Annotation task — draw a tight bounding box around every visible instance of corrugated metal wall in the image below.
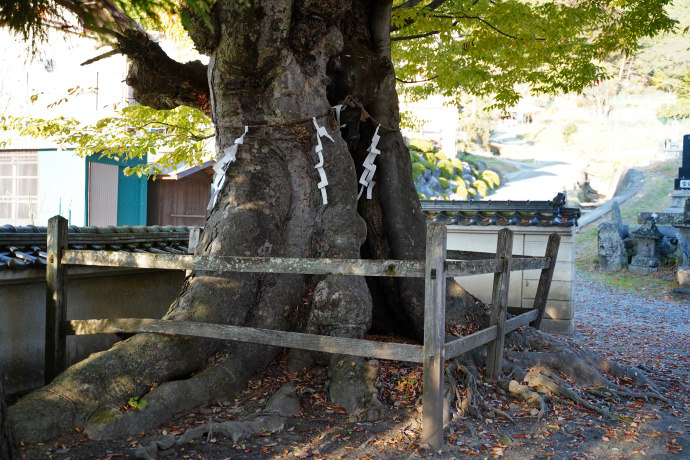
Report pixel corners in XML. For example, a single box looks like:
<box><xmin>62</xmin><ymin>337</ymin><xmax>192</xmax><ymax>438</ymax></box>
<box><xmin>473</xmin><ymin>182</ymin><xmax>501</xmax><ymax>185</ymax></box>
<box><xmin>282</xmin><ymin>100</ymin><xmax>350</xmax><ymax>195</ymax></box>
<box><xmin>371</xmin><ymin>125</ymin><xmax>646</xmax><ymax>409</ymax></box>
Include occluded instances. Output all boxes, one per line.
<box><xmin>88</xmin><ymin>162</ymin><xmax>118</xmax><ymax>226</ymax></box>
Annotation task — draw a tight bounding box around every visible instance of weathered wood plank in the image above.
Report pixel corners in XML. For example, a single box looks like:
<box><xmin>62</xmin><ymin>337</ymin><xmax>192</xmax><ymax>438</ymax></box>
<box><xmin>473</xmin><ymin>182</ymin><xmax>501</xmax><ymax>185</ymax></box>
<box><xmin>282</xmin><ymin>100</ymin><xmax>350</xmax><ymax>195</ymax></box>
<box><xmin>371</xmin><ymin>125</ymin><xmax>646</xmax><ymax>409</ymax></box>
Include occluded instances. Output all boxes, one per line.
<box><xmin>45</xmin><ymin>216</ymin><xmax>68</xmax><ymax>384</ymax></box>
<box><xmin>506</xmin><ymin>309</ymin><xmax>539</xmax><ymax>333</ymax></box>
<box><xmin>422</xmin><ymin>223</ymin><xmax>447</xmax><ymax>450</ymax></box>
<box><xmin>446</xmin><ymin>250</ymin><xmax>501</xmax><ymax>261</ymax></box>
<box><xmin>510</xmin><ymin>257</ymin><xmax>550</xmax><ymax>271</ymax></box>
<box><xmin>61</xmin><ymin>250</ymin><xmax>427</xmax><ymax>278</ymax></box>
<box><xmin>445</xmin><ymin>258</ymin><xmax>502</xmax><ymax>277</ymax></box>
<box><xmin>531</xmin><ymin>233</ymin><xmax>561</xmax><ymax>329</ymax></box>
<box><xmin>188</xmin><ymin>228</ymin><xmax>202</xmax><ymax>254</ymax></box>
<box><xmin>486</xmin><ymin>228</ymin><xmax>513</xmax><ymax>380</ymax></box>
<box><xmin>444</xmin><ymin>325</ymin><xmax>498</xmax><ymax>360</ymax></box>
<box><xmin>62</xmin><ymin>319</ymin><xmax>424</xmax><ymax>363</ymax></box>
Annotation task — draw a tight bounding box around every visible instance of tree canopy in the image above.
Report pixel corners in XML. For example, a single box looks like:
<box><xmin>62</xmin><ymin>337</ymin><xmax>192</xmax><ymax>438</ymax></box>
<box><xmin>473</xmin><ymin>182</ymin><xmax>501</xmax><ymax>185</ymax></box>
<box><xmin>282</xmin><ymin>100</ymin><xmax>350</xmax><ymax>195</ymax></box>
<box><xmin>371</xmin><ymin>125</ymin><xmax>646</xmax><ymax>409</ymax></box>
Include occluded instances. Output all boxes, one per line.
<box><xmin>0</xmin><ymin>0</ymin><xmax>678</xmax><ymax>175</ymax></box>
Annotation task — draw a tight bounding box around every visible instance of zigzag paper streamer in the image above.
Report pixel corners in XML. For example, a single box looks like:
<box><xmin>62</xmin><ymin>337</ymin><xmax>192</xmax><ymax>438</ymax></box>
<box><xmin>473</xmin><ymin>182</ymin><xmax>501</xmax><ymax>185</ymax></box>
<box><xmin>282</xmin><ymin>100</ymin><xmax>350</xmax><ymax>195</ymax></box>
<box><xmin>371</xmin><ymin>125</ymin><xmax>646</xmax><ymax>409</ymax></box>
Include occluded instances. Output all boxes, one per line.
<box><xmin>358</xmin><ymin>125</ymin><xmax>381</xmax><ymax>200</ymax></box>
<box><xmin>312</xmin><ymin>117</ymin><xmax>335</xmax><ymax>205</ymax></box>
<box><xmin>208</xmin><ymin>126</ymin><xmax>248</xmax><ymax>210</ymax></box>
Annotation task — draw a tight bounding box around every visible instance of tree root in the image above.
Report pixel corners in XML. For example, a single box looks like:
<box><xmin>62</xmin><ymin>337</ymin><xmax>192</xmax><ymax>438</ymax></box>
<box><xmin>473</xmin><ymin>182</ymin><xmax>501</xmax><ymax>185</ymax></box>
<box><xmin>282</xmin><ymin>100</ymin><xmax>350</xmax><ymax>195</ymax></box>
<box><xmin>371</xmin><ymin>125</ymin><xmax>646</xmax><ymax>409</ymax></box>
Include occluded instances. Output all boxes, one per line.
<box><xmin>445</xmin><ymin>327</ymin><xmax>670</xmax><ymax>428</ymax></box>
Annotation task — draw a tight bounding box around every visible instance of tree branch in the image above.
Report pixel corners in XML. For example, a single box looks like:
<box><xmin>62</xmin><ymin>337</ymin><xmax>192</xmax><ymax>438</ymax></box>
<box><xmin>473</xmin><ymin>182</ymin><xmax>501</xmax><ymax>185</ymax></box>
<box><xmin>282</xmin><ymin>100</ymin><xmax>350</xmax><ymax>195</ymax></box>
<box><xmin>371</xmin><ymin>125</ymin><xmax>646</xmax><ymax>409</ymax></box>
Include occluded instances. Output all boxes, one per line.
<box><xmin>58</xmin><ymin>0</ymin><xmax>211</xmax><ymax>114</ymax></box>
<box><xmin>390</xmin><ymin>0</ymin><xmax>449</xmax><ymax>32</ymax></box>
<box><xmin>391</xmin><ymin>30</ymin><xmax>440</xmax><ymax>41</ymax></box>
<box><xmin>396</xmin><ymin>76</ymin><xmax>438</xmax><ymax>84</ymax></box>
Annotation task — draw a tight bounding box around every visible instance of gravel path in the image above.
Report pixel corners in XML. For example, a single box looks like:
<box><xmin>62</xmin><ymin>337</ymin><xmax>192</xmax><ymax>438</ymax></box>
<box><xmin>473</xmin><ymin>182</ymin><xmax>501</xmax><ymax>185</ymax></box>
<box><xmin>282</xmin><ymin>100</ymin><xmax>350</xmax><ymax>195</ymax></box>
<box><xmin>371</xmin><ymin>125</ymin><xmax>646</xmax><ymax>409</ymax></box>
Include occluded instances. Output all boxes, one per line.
<box><xmin>571</xmin><ymin>271</ymin><xmax>690</xmax><ymax>406</ymax></box>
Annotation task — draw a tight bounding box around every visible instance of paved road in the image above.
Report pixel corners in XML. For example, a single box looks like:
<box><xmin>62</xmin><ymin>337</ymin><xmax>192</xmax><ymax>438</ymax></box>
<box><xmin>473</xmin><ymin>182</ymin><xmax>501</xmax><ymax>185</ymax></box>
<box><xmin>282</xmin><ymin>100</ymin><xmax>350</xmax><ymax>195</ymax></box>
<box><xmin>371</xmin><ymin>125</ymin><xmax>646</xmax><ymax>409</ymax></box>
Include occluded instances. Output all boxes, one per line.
<box><xmin>483</xmin><ymin>127</ymin><xmax>586</xmax><ymax>201</ymax></box>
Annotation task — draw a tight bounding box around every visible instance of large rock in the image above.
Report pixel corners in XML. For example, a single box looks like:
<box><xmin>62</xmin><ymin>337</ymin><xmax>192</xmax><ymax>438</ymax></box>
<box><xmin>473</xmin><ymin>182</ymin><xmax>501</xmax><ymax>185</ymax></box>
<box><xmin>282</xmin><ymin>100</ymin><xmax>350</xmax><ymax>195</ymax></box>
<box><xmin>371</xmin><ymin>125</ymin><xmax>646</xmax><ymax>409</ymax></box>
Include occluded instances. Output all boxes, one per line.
<box><xmin>597</xmin><ymin>222</ymin><xmax>628</xmax><ymax>271</ymax></box>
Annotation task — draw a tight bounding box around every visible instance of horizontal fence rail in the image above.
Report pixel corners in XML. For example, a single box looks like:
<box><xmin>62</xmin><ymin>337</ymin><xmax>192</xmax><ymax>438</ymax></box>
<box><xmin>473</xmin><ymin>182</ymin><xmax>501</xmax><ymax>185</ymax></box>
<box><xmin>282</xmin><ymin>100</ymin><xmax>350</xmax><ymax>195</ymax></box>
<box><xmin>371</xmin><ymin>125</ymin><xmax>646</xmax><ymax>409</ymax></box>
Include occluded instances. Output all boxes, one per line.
<box><xmin>62</xmin><ymin>319</ymin><xmax>424</xmax><ymax>363</ymax></box>
<box><xmin>43</xmin><ymin>215</ymin><xmax>560</xmax><ymax>451</ymax></box>
<box><xmin>62</xmin><ymin>250</ymin><xmax>551</xmax><ymax>278</ymax></box>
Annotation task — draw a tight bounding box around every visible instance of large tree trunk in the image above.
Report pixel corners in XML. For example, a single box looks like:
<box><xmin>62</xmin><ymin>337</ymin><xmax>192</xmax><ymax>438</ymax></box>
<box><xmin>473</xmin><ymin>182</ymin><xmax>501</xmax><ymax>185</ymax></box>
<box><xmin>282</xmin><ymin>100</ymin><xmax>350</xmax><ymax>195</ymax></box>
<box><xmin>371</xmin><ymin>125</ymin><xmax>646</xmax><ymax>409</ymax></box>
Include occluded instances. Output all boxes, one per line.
<box><xmin>8</xmin><ymin>0</ymin><xmax>480</xmax><ymax>442</ymax></box>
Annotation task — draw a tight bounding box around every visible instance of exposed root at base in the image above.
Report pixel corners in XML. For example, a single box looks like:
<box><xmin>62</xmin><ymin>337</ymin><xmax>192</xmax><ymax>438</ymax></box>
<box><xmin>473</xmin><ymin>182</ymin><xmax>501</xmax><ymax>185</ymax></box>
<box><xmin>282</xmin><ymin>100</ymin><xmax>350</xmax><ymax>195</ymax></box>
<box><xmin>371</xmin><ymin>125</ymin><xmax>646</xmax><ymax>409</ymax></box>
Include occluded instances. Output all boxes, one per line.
<box><xmin>443</xmin><ymin>328</ymin><xmax>671</xmax><ymax>427</ymax></box>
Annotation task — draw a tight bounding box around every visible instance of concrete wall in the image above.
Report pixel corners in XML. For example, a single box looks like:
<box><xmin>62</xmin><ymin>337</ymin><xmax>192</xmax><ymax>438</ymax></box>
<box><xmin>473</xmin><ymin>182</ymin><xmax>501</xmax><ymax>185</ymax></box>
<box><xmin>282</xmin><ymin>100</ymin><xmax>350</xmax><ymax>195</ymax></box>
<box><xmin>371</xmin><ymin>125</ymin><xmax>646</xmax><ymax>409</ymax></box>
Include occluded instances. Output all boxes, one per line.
<box><xmin>446</xmin><ymin>225</ymin><xmax>576</xmax><ymax>335</ymax></box>
<box><xmin>0</xmin><ymin>267</ymin><xmax>185</xmax><ymax>396</ymax></box>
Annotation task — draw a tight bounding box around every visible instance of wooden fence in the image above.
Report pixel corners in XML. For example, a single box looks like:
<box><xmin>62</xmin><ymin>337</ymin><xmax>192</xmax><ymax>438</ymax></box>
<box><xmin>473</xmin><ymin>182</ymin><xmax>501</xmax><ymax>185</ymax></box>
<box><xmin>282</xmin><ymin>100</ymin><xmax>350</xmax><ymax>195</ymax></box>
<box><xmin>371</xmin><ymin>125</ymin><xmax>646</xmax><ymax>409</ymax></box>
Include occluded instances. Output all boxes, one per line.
<box><xmin>45</xmin><ymin>215</ymin><xmax>560</xmax><ymax>449</ymax></box>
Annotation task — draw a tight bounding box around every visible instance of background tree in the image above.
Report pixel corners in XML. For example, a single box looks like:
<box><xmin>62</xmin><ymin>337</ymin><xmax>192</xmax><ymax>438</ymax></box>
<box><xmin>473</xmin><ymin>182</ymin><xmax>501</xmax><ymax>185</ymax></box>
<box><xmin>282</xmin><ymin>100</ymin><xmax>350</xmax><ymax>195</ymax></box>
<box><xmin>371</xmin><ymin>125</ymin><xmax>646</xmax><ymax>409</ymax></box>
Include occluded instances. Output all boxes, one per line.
<box><xmin>2</xmin><ymin>0</ymin><xmax>677</xmax><ymax>443</ymax></box>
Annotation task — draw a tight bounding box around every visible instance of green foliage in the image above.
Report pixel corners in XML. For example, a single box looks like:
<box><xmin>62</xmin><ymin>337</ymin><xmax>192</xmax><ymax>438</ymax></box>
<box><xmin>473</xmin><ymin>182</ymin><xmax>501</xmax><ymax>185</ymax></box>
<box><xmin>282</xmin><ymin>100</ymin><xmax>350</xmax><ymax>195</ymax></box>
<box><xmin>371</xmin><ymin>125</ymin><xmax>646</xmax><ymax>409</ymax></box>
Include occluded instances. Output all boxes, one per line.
<box><xmin>128</xmin><ymin>396</ymin><xmax>148</xmax><ymax>410</ymax></box>
<box><xmin>437</xmin><ymin>160</ymin><xmax>454</xmax><ymax>179</ymax></box>
<box><xmin>454</xmin><ymin>181</ymin><xmax>468</xmax><ymax>200</ymax></box>
<box><xmin>434</xmin><ymin>151</ymin><xmax>447</xmax><ymax>161</ymax></box>
<box><xmin>471</xmin><ymin>180</ymin><xmax>488</xmax><ymax>198</ymax></box>
<box><xmin>562</xmin><ymin>123</ymin><xmax>579</xmax><ymax>143</ymax></box>
<box><xmin>450</xmin><ymin>158</ymin><xmax>464</xmax><ymax>171</ymax></box>
<box><xmin>467</xmin><ymin>187</ymin><xmax>476</xmax><ymax>199</ymax></box>
<box><xmin>411</xmin><ymin>162</ymin><xmax>426</xmax><ymax>180</ymax></box>
<box><xmin>409</xmin><ymin>151</ymin><xmax>421</xmax><ymax>163</ymax></box>
<box><xmin>423</xmin><ymin>151</ymin><xmax>437</xmax><ymax>163</ymax></box>
<box><xmin>392</xmin><ymin>0</ymin><xmax>676</xmax><ymax>110</ymax></box>
<box><xmin>409</xmin><ymin>138</ymin><xmax>434</xmax><ymax>153</ymax></box>
<box><xmin>480</xmin><ymin>170</ymin><xmax>501</xmax><ymax>189</ymax></box>
<box><xmin>1</xmin><ymin>105</ymin><xmax>213</xmax><ymax>177</ymax></box>
<box><xmin>438</xmin><ymin>177</ymin><xmax>449</xmax><ymax>190</ymax></box>
<box><xmin>0</xmin><ymin>0</ymin><xmax>214</xmax><ymax>48</ymax></box>
<box><xmin>656</xmin><ymin>102</ymin><xmax>690</xmax><ymax>120</ymax></box>
<box><xmin>420</xmin><ymin>160</ymin><xmax>435</xmax><ymax>170</ymax></box>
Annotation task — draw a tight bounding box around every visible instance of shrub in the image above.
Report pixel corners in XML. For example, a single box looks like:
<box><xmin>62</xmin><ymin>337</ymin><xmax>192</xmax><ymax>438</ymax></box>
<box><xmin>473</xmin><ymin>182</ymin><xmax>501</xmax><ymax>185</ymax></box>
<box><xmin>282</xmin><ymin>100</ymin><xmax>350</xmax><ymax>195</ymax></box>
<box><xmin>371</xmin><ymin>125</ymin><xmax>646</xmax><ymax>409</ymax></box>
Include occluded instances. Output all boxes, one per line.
<box><xmin>423</xmin><ymin>151</ymin><xmax>437</xmax><ymax>163</ymax></box>
<box><xmin>418</xmin><ymin>192</ymin><xmax>427</xmax><ymax>200</ymax></box>
<box><xmin>409</xmin><ymin>138</ymin><xmax>434</xmax><ymax>152</ymax></box>
<box><xmin>472</xmin><ymin>180</ymin><xmax>488</xmax><ymax>197</ymax></box>
<box><xmin>453</xmin><ymin>181</ymin><xmax>468</xmax><ymax>200</ymax></box>
<box><xmin>411</xmin><ymin>162</ymin><xmax>426</xmax><ymax>180</ymax></box>
<box><xmin>409</xmin><ymin>151</ymin><xmax>421</xmax><ymax>163</ymax></box>
<box><xmin>435</xmin><ymin>151</ymin><xmax>447</xmax><ymax>161</ymax></box>
<box><xmin>438</xmin><ymin>177</ymin><xmax>449</xmax><ymax>189</ymax></box>
<box><xmin>420</xmin><ymin>161</ymin><xmax>435</xmax><ymax>171</ymax></box>
<box><xmin>437</xmin><ymin>160</ymin><xmax>455</xmax><ymax>179</ymax></box>
<box><xmin>467</xmin><ymin>187</ymin><xmax>476</xmax><ymax>198</ymax></box>
<box><xmin>450</xmin><ymin>158</ymin><xmax>464</xmax><ymax>170</ymax></box>
<box><xmin>480</xmin><ymin>170</ymin><xmax>501</xmax><ymax>188</ymax></box>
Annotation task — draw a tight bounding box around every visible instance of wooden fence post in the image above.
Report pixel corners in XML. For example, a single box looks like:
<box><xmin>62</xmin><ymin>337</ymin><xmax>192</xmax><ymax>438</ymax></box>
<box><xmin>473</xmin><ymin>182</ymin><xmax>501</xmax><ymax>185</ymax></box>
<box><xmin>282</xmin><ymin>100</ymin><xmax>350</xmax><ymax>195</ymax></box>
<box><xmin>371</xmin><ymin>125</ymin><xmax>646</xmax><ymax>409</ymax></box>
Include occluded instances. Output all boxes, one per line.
<box><xmin>530</xmin><ymin>232</ymin><xmax>561</xmax><ymax>330</ymax></box>
<box><xmin>422</xmin><ymin>223</ymin><xmax>447</xmax><ymax>450</ymax></box>
<box><xmin>46</xmin><ymin>215</ymin><xmax>68</xmax><ymax>383</ymax></box>
<box><xmin>486</xmin><ymin>228</ymin><xmax>513</xmax><ymax>380</ymax></box>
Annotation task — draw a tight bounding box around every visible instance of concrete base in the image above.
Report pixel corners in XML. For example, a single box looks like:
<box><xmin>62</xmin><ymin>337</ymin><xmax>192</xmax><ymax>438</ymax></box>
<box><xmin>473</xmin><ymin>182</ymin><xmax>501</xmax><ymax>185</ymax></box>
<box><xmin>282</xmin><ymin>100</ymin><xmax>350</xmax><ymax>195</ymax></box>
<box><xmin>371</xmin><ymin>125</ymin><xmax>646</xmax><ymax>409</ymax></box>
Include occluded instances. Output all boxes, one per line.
<box><xmin>664</xmin><ymin>190</ymin><xmax>690</xmax><ymax>213</ymax></box>
<box><xmin>540</xmin><ymin>318</ymin><xmax>575</xmax><ymax>335</ymax></box>
<box><xmin>1</xmin><ymin>267</ymin><xmax>185</xmax><ymax>396</ymax></box>
<box><xmin>446</xmin><ymin>225</ymin><xmax>575</xmax><ymax>335</ymax></box>
<box><xmin>628</xmin><ymin>265</ymin><xmax>659</xmax><ymax>275</ymax></box>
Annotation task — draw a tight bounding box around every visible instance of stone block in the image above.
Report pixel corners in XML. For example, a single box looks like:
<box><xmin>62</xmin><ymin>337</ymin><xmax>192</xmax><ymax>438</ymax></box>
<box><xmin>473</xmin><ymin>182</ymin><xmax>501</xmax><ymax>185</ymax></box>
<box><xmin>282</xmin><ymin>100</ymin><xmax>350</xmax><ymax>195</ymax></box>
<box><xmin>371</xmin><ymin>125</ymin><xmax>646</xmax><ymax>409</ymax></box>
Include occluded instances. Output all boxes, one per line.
<box><xmin>628</xmin><ymin>265</ymin><xmax>658</xmax><ymax>275</ymax></box>
<box><xmin>539</xmin><ymin>318</ymin><xmax>574</xmax><ymax>335</ymax></box>
<box><xmin>524</xmin><ymin>241</ymin><xmax>574</xmax><ymax>262</ymax></box>
<box><xmin>522</xmin><ymin>279</ymin><xmax>572</xmax><ymax>301</ymax></box>
<box><xmin>523</xmin><ymin>261</ymin><xmax>573</xmax><ymax>283</ymax></box>
<box><xmin>597</xmin><ymin>222</ymin><xmax>627</xmax><ymax>271</ymax></box>
<box><xmin>521</xmin><ymin>299</ymin><xmax>573</xmax><ymax>320</ymax></box>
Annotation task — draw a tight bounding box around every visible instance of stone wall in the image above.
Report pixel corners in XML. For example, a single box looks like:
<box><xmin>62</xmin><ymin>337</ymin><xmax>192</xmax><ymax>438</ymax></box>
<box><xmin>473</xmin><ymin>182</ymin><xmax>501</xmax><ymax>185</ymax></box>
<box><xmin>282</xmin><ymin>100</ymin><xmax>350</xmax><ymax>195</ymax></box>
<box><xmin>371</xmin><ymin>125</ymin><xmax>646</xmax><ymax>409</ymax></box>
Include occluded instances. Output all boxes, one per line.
<box><xmin>0</xmin><ymin>267</ymin><xmax>184</xmax><ymax>396</ymax></box>
<box><xmin>446</xmin><ymin>225</ymin><xmax>575</xmax><ymax>335</ymax></box>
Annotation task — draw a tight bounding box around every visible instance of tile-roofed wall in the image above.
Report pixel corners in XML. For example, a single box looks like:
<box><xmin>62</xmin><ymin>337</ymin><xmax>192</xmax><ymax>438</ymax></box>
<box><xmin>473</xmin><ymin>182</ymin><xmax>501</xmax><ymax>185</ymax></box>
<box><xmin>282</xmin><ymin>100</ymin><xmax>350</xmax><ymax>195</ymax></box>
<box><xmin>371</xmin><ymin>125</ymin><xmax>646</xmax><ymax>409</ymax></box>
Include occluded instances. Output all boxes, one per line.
<box><xmin>421</xmin><ymin>193</ymin><xmax>581</xmax><ymax>227</ymax></box>
<box><xmin>0</xmin><ymin>224</ymin><xmax>193</xmax><ymax>270</ymax></box>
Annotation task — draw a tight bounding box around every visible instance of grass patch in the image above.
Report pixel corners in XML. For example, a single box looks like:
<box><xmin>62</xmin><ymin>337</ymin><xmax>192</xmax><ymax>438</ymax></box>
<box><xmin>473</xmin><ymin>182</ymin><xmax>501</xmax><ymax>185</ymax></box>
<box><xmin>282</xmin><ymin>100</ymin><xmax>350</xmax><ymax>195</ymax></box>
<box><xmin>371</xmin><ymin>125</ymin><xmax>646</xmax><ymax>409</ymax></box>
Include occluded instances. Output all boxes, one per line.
<box><xmin>575</xmin><ymin>160</ymin><xmax>680</xmax><ymax>295</ymax></box>
<box><xmin>458</xmin><ymin>151</ymin><xmax>522</xmax><ymax>174</ymax></box>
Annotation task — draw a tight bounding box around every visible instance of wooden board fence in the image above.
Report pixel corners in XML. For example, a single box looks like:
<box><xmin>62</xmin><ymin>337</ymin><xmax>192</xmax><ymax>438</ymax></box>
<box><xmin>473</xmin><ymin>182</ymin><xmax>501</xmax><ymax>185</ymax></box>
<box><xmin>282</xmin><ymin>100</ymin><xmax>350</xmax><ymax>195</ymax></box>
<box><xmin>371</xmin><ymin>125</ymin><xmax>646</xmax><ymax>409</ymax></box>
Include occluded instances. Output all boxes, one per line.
<box><xmin>43</xmin><ymin>215</ymin><xmax>560</xmax><ymax>450</ymax></box>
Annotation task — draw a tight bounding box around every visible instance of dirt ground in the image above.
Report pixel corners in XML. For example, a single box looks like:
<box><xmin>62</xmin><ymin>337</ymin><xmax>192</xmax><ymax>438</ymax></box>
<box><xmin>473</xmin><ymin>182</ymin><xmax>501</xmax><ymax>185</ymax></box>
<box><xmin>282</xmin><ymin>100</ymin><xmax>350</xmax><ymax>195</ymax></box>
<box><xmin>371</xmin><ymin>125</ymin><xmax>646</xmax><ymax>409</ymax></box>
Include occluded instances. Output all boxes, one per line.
<box><xmin>13</xmin><ymin>329</ymin><xmax>690</xmax><ymax>460</ymax></box>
